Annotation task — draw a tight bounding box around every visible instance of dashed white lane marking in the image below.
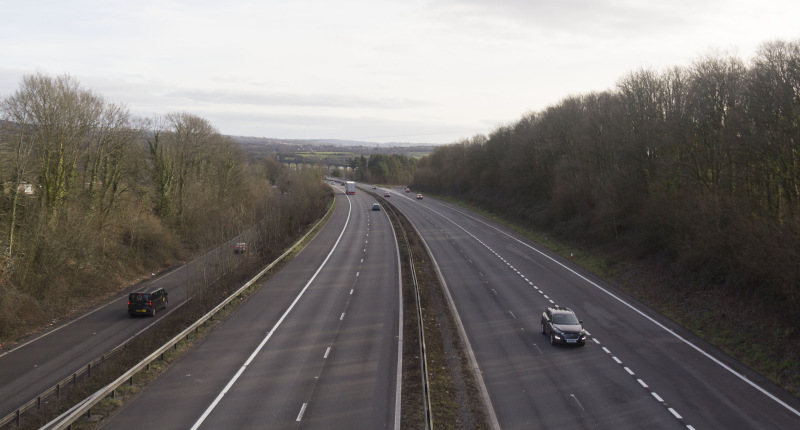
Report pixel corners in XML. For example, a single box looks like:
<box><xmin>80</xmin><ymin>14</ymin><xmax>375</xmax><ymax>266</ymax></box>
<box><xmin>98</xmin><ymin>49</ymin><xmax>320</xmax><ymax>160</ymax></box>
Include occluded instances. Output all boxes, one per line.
<box><xmin>324</xmin><ymin>347</ymin><xmax>331</xmax><ymax>359</ymax></box>
<box><xmin>340</xmin><ymin>313</ymin><xmax>345</xmax><ymax>321</ymax></box>
<box><xmin>296</xmin><ymin>403</ymin><xmax>307</xmax><ymax>421</ymax></box>
<box><xmin>189</xmin><ymin>195</ymin><xmax>354</xmax><ymax>430</ymax></box>
<box><xmin>430</xmin><ymin>201</ymin><xmax>700</xmax><ymax>428</ymax></box>
<box><xmin>570</xmin><ymin>394</ymin><xmax>585</xmax><ymax>411</ymax></box>
<box><xmin>593</xmin><ymin>336</ymin><xmax>691</xmax><ymax>428</ymax></box>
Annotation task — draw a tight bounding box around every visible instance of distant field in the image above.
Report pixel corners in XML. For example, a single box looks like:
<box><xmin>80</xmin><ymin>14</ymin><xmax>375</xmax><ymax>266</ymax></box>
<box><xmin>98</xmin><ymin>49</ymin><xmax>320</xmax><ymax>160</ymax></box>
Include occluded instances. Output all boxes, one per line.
<box><xmin>295</xmin><ymin>152</ymin><xmax>354</xmax><ymax>158</ymax></box>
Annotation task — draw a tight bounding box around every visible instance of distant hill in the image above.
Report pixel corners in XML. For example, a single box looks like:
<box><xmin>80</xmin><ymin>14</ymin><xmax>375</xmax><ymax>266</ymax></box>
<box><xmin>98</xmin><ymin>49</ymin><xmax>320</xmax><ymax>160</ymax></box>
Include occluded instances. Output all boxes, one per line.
<box><xmin>229</xmin><ymin>136</ymin><xmax>435</xmax><ymax>148</ymax></box>
<box><xmin>230</xmin><ymin>135</ymin><xmax>437</xmax><ymax>164</ymax></box>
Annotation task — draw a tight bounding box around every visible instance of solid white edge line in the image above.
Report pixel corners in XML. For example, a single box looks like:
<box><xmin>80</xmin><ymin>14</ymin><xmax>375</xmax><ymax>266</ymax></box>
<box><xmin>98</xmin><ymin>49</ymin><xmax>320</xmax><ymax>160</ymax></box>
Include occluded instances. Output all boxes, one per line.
<box><xmin>427</xmin><ymin>201</ymin><xmax>800</xmax><ymax>418</ymax></box>
<box><xmin>0</xmin><ymin>264</ymin><xmax>184</xmax><ymax>359</ymax></box>
<box><xmin>403</xmin><ymin>215</ymin><xmax>501</xmax><ymax>430</ymax></box>
<box><xmin>388</xmin><ymin>204</ymin><xmax>404</xmax><ymax>430</ymax></box>
<box><xmin>189</xmin><ymin>195</ymin><xmax>353</xmax><ymax>430</ymax></box>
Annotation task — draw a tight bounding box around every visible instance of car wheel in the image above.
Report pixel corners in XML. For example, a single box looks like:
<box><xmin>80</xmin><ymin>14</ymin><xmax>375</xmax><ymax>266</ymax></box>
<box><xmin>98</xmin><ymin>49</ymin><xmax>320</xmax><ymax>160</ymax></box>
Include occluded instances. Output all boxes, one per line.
<box><xmin>578</xmin><ymin>341</ymin><xmax>586</xmax><ymax>347</ymax></box>
<box><xmin>550</xmin><ymin>332</ymin><xmax>555</xmax><ymax>345</ymax></box>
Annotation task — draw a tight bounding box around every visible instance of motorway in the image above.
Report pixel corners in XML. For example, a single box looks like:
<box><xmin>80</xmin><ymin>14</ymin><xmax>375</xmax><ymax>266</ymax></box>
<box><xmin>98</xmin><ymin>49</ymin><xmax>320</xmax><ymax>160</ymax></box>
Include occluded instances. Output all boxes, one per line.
<box><xmin>382</xmin><ymin>185</ymin><xmax>800</xmax><ymax>429</ymax></box>
<box><xmin>100</xmin><ymin>186</ymin><xmax>402</xmax><ymax>429</ymax></box>
<box><xmin>5</xmin><ymin>181</ymin><xmax>800</xmax><ymax>429</ymax></box>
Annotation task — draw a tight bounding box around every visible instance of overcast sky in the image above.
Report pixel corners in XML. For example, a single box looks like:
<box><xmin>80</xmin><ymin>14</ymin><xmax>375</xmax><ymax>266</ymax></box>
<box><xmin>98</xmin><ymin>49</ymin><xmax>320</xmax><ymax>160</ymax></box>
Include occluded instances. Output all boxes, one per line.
<box><xmin>2</xmin><ymin>1</ymin><xmax>798</xmax><ymax>144</ymax></box>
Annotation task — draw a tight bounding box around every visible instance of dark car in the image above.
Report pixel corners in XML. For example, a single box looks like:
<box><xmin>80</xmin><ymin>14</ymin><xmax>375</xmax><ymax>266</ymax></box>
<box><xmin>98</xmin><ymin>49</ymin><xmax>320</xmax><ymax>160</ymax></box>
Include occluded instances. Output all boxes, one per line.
<box><xmin>372</xmin><ymin>185</ymin><xmax>377</xmax><ymax>189</ymax></box>
<box><xmin>416</xmin><ymin>194</ymin><xmax>423</xmax><ymax>199</ymax></box>
<box><xmin>372</xmin><ymin>203</ymin><xmax>380</xmax><ymax>211</ymax></box>
<box><xmin>128</xmin><ymin>287</ymin><xmax>168</xmax><ymax>317</ymax></box>
<box><xmin>234</xmin><ymin>242</ymin><xmax>247</xmax><ymax>254</ymax></box>
<box><xmin>541</xmin><ymin>305</ymin><xmax>586</xmax><ymax>346</ymax></box>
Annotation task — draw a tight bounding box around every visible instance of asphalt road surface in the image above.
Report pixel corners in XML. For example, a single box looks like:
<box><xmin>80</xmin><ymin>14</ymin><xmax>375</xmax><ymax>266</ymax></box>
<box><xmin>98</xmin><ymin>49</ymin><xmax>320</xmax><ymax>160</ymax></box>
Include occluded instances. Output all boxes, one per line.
<box><xmin>0</xmin><ymin>215</ymin><xmax>257</xmax><ymax>420</ymax></box>
<box><xmin>101</xmin><ymin>186</ymin><xmax>402</xmax><ymax>429</ymax></box>
<box><xmin>0</xmin><ymin>249</ymin><xmax>238</xmax><ymax>419</ymax></box>
<box><xmin>383</xmin><ymin>185</ymin><xmax>800</xmax><ymax>430</ymax></box>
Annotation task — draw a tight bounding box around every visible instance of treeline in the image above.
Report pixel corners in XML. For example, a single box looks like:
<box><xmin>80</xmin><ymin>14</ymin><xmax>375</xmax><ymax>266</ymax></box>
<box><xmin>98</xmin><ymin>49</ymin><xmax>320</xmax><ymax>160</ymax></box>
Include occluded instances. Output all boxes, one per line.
<box><xmin>414</xmin><ymin>39</ymin><xmax>800</xmax><ymax>304</ymax></box>
<box><xmin>348</xmin><ymin>153</ymin><xmax>418</xmax><ymax>184</ymax></box>
<box><xmin>0</xmin><ymin>73</ymin><xmax>329</xmax><ymax>341</ymax></box>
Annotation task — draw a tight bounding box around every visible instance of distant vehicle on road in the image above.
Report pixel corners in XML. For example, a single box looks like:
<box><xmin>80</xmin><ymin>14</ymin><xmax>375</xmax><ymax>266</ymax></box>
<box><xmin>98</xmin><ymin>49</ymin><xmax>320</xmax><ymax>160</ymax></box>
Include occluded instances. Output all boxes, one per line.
<box><xmin>346</xmin><ymin>181</ymin><xmax>356</xmax><ymax>195</ymax></box>
<box><xmin>416</xmin><ymin>194</ymin><xmax>423</xmax><ymax>199</ymax></box>
<box><xmin>234</xmin><ymin>242</ymin><xmax>247</xmax><ymax>254</ymax></box>
<box><xmin>541</xmin><ymin>305</ymin><xmax>586</xmax><ymax>346</ymax></box>
<box><xmin>384</xmin><ymin>192</ymin><xmax>391</xmax><ymax>197</ymax></box>
<box><xmin>128</xmin><ymin>287</ymin><xmax>168</xmax><ymax>317</ymax></box>
<box><xmin>404</xmin><ymin>187</ymin><xmax>410</xmax><ymax>193</ymax></box>
<box><xmin>372</xmin><ymin>185</ymin><xmax>377</xmax><ymax>189</ymax></box>
<box><xmin>372</xmin><ymin>203</ymin><xmax>381</xmax><ymax>211</ymax></box>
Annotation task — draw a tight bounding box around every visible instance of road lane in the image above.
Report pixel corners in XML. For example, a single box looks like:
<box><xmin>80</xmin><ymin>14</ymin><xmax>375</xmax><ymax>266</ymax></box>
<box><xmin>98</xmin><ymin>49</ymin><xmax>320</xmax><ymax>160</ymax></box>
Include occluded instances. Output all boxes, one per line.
<box><xmin>102</xmin><ymin>187</ymin><xmax>402</xmax><ymax>429</ymax></box>
<box><xmin>0</xmin><ymin>214</ymin><xmax>260</xmax><ymax>420</ymax></box>
<box><xmin>386</xmin><ymin>186</ymin><xmax>800</xmax><ymax>429</ymax></box>
<box><xmin>0</xmin><ymin>264</ymin><xmax>192</xmax><ymax>418</ymax></box>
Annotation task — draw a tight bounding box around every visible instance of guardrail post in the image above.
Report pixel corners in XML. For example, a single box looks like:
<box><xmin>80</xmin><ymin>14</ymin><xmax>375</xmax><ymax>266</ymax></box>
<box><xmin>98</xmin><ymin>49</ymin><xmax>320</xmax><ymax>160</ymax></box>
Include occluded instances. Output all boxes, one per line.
<box><xmin>38</xmin><ymin>395</ymin><xmax>41</xmax><ymax>409</ymax></box>
<box><xmin>57</xmin><ymin>383</ymin><xmax>61</xmax><ymax>398</ymax></box>
<box><xmin>87</xmin><ymin>363</ymin><xmax>91</xmax><ymax>378</ymax></box>
<box><xmin>73</xmin><ymin>373</ymin><xmax>77</xmax><ymax>385</ymax></box>
<box><xmin>16</xmin><ymin>409</ymin><xmax>20</xmax><ymax>426</ymax></box>
<box><xmin>129</xmin><ymin>376</ymin><xmax>133</xmax><ymax>386</ymax></box>
<box><xmin>111</xmin><ymin>389</ymin><xmax>116</xmax><ymax>399</ymax></box>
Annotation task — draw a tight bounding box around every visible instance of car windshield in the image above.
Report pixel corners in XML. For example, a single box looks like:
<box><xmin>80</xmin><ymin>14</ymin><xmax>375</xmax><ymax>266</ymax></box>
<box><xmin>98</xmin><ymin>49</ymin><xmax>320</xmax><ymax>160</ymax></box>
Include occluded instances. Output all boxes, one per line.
<box><xmin>553</xmin><ymin>313</ymin><xmax>580</xmax><ymax>325</ymax></box>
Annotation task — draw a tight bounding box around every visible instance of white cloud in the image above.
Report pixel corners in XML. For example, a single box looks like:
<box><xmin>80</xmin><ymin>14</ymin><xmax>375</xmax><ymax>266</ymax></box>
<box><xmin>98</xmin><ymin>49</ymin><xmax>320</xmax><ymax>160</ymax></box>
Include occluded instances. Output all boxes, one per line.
<box><xmin>1</xmin><ymin>0</ymin><xmax>799</xmax><ymax>143</ymax></box>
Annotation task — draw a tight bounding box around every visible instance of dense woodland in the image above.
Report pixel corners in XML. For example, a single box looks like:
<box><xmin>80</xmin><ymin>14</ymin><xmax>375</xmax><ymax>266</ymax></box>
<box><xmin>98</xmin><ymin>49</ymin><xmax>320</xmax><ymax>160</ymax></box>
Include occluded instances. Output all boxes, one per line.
<box><xmin>347</xmin><ymin>153</ymin><xmax>419</xmax><ymax>185</ymax></box>
<box><xmin>0</xmin><ymin>73</ymin><xmax>329</xmax><ymax>342</ymax></box>
<box><xmin>414</xmin><ymin>40</ymin><xmax>800</xmax><ymax>310</ymax></box>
